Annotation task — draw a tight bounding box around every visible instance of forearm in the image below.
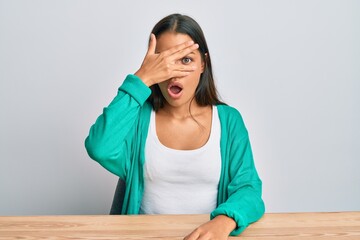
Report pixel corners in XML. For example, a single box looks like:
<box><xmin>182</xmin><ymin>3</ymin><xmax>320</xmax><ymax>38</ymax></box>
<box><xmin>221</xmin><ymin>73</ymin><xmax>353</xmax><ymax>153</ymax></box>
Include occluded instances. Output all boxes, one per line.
<box><xmin>211</xmin><ymin>183</ymin><xmax>265</xmax><ymax>236</ymax></box>
<box><xmin>85</xmin><ymin>75</ymin><xmax>151</xmax><ymax>162</ymax></box>
<box><xmin>183</xmin><ymin>215</ymin><xmax>236</xmax><ymax>240</ymax></box>
<box><xmin>211</xmin><ymin>215</ymin><xmax>237</xmax><ymax>234</ymax></box>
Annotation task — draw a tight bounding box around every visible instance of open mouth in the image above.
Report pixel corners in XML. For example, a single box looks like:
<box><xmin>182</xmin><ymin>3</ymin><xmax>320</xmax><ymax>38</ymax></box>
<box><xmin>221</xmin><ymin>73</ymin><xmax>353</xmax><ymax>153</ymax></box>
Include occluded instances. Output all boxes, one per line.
<box><xmin>167</xmin><ymin>82</ymin><xmax>183</xmax><ymax>99</ymax></box>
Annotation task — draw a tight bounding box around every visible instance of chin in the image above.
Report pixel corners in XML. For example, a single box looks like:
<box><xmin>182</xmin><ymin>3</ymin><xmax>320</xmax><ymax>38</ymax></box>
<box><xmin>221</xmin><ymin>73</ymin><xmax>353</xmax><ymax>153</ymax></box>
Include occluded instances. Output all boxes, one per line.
<box><xmin>166</xmin><ymin>96</ymin><xmax>194</xmax><ymax>108</ymax></box>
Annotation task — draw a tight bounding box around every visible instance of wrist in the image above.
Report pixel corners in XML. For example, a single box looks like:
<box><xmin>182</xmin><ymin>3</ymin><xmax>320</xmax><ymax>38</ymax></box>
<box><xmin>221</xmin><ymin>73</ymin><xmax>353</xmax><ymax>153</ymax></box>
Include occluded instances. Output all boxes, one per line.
<box><xmin>213</xmin><ymin>215</ymin><xmax>237</xmax><ymax>234</ymax></box>
<box><xmin>134</xmin><ymin>70</ymin><xmax>152</xmax><ymax>87</ymax></box>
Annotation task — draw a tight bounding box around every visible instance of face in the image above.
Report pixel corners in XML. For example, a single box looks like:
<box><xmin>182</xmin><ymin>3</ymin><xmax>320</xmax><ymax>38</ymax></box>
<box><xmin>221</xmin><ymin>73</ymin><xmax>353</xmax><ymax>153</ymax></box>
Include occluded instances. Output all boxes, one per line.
<box><xmin>156</xmin><ymin>32</ymin><xmax>204</xmax><ymax>108</ymax></box>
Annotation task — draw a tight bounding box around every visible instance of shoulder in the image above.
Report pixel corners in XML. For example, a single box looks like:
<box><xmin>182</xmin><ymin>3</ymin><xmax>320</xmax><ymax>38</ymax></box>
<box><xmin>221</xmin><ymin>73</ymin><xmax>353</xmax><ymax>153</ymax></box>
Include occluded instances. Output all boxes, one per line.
<box><xmin>216</xmin><ymin>104</ymin><xmax>248</xmax><ymax>137</ymax></box>
<box><xmin>216</xmin><ymin>104</ymin><xmax>244</xmax><ymax>122</ymax></box>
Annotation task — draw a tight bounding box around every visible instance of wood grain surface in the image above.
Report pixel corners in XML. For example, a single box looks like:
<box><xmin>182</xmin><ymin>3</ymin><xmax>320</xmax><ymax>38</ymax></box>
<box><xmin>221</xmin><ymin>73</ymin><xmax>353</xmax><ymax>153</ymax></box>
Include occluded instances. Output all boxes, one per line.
<box><xmin>0</xmin><ymin>212</ymin><xmax>359</xmax><ymax>239</ymax></box>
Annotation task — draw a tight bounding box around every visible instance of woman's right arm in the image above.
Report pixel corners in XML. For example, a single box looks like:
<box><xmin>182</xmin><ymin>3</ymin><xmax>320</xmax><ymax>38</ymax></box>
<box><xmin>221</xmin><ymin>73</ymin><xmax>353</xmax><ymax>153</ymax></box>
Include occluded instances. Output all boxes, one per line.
<box><xmin>85</xmin><ymin>74</ymin><xmax>151</xmax><ymax>176</ymax></box>
<box><xmin>85</xmin><ymin>34</ymin><xmax>199</xmax><ymax>176</ymax></box>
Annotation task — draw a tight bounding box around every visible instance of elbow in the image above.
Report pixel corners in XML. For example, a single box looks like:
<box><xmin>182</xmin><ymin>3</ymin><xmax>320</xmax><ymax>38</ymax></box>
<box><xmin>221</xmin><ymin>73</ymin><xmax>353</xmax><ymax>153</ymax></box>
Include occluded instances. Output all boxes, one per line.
<box><xmin>85</xmin><ymin>136</ymin><xmax>109</xmax><ymax>162</ymax></box>
<box><xmin>258</xmin><ymin>198</ymin><xmax>266</xmax><ymax>216</ymax></box>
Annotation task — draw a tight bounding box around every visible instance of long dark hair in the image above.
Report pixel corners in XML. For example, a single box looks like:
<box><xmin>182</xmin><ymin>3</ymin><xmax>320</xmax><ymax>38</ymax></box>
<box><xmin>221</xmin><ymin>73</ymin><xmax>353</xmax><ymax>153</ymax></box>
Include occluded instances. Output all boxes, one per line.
<box><xmin>148</xmin><ymin>13</ymin><xmax>225</xmax><ymax>111</ymax></box>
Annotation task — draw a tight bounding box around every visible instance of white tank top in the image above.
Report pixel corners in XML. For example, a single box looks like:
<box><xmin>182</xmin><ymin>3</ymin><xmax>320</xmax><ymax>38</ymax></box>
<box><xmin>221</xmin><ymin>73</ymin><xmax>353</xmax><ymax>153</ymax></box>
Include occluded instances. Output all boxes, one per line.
<box><xmin>140</xmin><ymin>106</ymin><xmax>221</xmax><ymax>214</ymax></box>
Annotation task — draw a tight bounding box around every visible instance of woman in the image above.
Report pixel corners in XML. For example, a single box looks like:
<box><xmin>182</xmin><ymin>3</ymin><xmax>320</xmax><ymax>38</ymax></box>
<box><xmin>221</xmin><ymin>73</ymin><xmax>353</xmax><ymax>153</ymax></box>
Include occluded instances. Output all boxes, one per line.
<box><xmin>85</xmin><ymin>13</ymin><xmax>264</xmax><ymax>239</ymax></box>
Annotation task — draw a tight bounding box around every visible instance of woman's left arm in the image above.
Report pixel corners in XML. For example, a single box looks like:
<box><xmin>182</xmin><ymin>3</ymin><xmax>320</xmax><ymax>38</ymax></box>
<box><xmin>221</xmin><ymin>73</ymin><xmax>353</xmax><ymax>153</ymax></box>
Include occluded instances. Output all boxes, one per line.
<box><xmin>212</xmin><ymin>135</ymin><xmax>265</xmax><ymax>236</ymax></box>
<box><xmin>184</xmin><ymin>107</ymin><xmax>265</xmax><ymax>239</ymax></box>
<box><xmin>210</xmin><ymin>107</ymin><xmax>265</xmax><ymax>236</ymax></box>
<box><xmin>184</xmin><ymin>135</ymin><xmax>264</xmax><ymax>239</ymax></box>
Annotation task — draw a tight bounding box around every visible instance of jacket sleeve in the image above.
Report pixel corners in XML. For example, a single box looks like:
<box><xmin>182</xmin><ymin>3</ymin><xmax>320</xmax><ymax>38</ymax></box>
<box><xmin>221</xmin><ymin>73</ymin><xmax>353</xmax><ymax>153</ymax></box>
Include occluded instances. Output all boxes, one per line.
<box><xmin>84</xmin><ymin>74</ymin><xmax>151</xmax><ymax>178</ymax></box>
<box><xmin>210</xmin><ymin>107</ymin><xmax>265</xmax><ymax>236</ymax></box>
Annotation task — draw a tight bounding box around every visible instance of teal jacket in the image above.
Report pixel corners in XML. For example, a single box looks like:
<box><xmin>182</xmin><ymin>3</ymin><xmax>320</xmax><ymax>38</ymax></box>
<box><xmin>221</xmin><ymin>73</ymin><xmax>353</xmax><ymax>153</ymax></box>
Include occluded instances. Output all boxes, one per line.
<box><xmin>85</xmin><ymin>74</ymin><xmax>265</xmax><ymax>235</ymax></box>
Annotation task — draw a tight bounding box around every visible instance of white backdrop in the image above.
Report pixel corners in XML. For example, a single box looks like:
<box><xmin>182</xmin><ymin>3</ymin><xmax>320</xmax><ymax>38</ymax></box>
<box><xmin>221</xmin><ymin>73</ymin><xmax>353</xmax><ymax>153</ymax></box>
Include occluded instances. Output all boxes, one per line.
<box><xmin>1</xmin><ymin>0</ymin><xmax>359</xmax><ymax>215</ymax></box>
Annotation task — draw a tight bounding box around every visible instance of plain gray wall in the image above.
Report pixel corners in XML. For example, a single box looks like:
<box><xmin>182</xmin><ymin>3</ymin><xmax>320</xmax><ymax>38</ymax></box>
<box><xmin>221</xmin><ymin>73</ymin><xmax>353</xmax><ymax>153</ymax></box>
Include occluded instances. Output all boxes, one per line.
<box><xmin>1</xmin><ymin>0</ymin><xmax>359</xmax><ymax>215</ymax></box>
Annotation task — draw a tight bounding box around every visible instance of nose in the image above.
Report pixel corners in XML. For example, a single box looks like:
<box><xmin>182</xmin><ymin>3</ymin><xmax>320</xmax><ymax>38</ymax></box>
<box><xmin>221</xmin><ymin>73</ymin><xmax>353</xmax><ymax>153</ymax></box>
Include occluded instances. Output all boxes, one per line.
<box><xmin>169</xmin><ymin>78</ymin><xmax>181</xmax><ymax>83</ymax></box>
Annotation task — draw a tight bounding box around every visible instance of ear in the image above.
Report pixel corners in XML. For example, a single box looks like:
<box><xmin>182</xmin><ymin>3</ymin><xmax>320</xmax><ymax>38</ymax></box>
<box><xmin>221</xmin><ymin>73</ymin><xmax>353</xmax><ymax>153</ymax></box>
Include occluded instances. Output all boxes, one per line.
<box><xmin>201</xmin><ymin>53</ymin><xmax>207</xmax><ymax>73</ymax></box>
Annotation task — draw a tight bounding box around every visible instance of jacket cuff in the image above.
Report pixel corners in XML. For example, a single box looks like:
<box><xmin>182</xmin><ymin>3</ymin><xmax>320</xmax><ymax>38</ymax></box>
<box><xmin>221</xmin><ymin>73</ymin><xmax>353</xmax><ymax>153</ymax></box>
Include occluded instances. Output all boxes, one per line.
<box><xmin>210</xmin><ymin>206</ymin><xmax>247</xmax><ymax>236</ymax></box>
<box><xmin>119</xmin><ymin>74</ymin><xmax>151</xmax><ymax>106</ymax></box>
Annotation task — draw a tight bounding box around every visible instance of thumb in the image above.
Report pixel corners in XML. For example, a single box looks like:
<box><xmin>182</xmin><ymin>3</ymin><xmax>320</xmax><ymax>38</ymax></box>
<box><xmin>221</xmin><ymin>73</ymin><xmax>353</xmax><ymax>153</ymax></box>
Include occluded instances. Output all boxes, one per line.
<box><xmin>147</xmin><ymin>33</ymin><xmax>156</xmax><ymax>55</ymax></box>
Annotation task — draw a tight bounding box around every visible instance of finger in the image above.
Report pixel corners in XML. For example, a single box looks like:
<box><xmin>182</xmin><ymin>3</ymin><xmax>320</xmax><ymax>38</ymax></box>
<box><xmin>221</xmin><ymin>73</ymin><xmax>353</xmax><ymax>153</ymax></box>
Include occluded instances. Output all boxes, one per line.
<box><xmin>168</xmin><ymin>43</ymin><xmax>199</xmax><ymax>62</ymax></box>
<box><xmin>197</xmin><ymin>234</ymin><xmax>210</xmax><ymax>240</ymax></box>
<box><xmin>171</xmin><ymin>64</ymin><xmax>197</xmax><ymax>72</ymax></box>
<box><xmin>162</xmin><ymin>40</ymin><xmax>195</xmax><ymax>57</ymax></box>
<box><xmin>169</xmin><ymin>70</ymin><xmax>193</xmax><ymax>79</ymax></box>
<box><xmin>146</xmin><ymin>33</ymin><xmax>156</xmax><ymax>55</ymax></box>
<box><xmin>168</xmin><ymin>63</ymin><xmax>197</xmax><ymax>77</ymax></box>
<box><xmin>183</xmin><ymin>231</ymin><xmax>200</xmax><ymax>240</ymax></box>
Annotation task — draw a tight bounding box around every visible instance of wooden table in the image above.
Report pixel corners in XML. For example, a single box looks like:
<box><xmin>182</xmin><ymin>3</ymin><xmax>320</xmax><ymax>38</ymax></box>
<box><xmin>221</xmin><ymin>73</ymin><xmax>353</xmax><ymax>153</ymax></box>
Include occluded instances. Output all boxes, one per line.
<box><xmin>0</xmin><ymin>212</ymin><xmax>359</xmax><ymax>239</ymax></box>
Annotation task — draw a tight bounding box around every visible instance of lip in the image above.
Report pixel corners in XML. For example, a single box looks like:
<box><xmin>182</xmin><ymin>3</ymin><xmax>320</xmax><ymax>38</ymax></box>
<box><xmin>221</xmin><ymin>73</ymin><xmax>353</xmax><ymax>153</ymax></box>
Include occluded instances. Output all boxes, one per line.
<box><xmin>167</xmin><ymin>81</ymin><xmax>183</xmax><ymax>99</ymax></box>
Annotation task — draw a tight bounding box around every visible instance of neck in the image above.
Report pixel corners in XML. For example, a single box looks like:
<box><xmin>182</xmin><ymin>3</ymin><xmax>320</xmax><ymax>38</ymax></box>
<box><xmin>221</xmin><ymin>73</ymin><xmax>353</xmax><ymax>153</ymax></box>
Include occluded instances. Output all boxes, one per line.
<box><xmin>161</xmin><ymin>100</ymin><xmax>206</xmax><ymax>120</ymax></box>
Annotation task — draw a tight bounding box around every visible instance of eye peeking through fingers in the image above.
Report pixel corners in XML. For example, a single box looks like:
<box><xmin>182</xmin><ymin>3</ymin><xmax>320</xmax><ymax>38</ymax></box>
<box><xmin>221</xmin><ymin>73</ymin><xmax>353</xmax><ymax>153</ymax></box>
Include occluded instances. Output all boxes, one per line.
<box><xmin>181</xmin><ymin>57</ymin><xmax>193</xmax><ymax>64</ymax></box>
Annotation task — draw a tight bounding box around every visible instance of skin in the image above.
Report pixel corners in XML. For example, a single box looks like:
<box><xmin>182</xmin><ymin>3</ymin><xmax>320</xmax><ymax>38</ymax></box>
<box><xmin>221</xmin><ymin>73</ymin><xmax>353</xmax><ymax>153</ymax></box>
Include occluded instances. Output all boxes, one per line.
<box><xmin>135</xmin><ymin>32</ymin><xmax>236</xmax><ymax>239</ymax></box>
